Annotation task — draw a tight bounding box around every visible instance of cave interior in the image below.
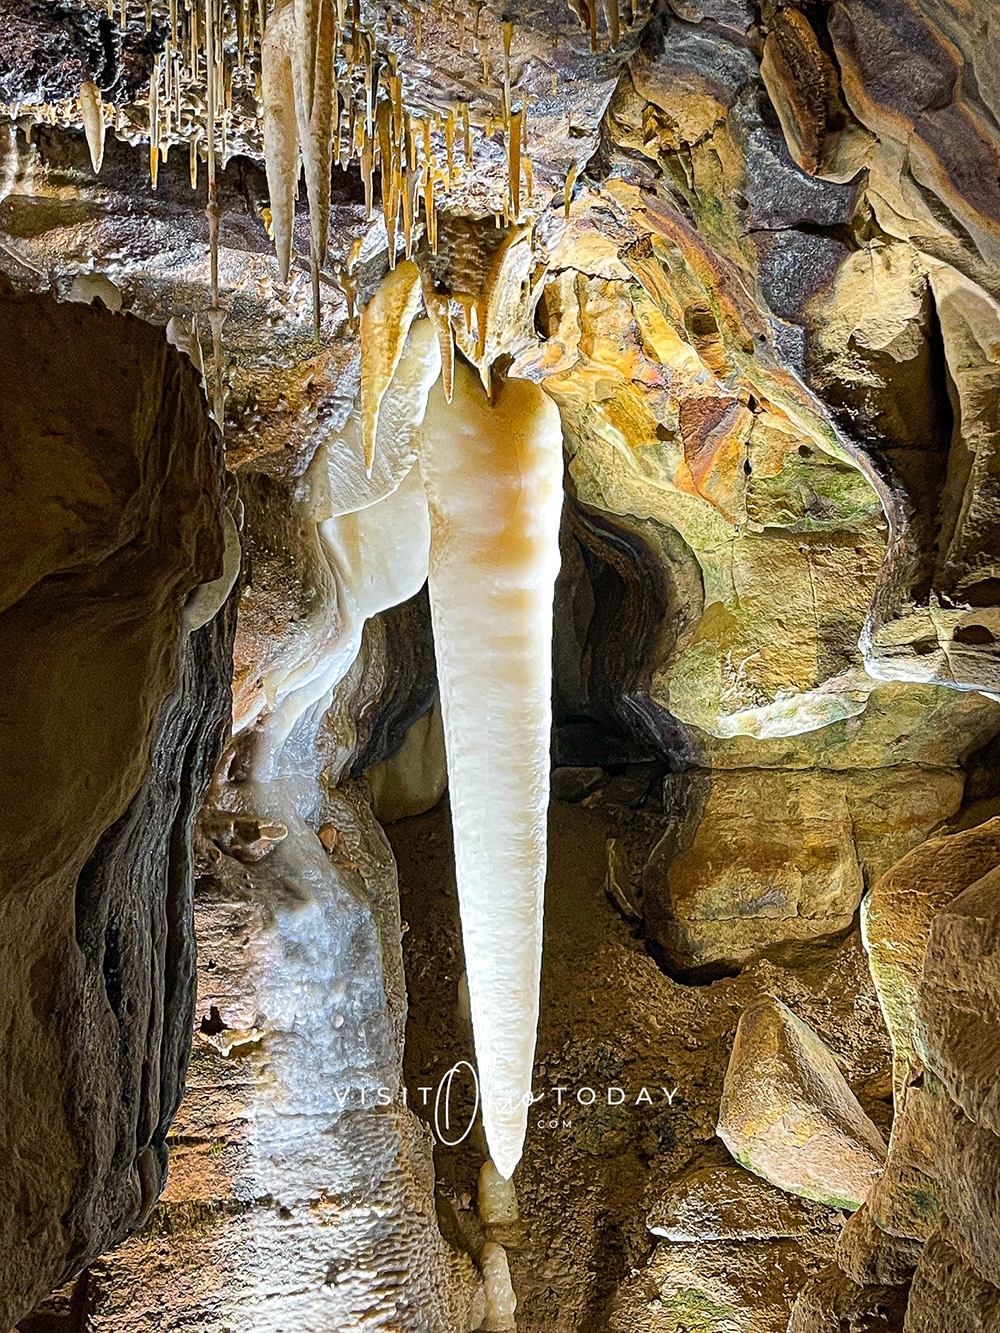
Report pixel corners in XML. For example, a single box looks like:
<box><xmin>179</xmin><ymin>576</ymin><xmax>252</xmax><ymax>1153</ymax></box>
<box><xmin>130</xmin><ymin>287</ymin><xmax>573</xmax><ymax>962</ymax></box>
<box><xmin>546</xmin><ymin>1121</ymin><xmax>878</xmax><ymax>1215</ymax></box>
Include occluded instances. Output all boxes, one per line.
<box><xmin>2</xmin><ymin>0</ymin><xmax>1000</xmax><ymax>1329</ymax></box>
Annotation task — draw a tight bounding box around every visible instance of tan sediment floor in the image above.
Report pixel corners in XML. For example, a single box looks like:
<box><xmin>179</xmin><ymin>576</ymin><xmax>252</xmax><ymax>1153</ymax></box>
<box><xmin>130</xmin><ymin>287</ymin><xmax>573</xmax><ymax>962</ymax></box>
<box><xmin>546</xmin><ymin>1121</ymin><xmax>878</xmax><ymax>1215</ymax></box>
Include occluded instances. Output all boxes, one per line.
<box><xmin>391</xmin><ymin>795</ymin><xmax>893</xmax><ymax>1332</ymax></box>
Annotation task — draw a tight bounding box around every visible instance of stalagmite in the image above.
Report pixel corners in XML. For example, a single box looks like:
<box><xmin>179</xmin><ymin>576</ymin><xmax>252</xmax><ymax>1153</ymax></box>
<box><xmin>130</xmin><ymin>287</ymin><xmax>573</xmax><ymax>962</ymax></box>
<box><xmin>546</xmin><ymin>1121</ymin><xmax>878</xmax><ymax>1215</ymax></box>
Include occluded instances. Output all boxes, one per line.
<box><xmin>359</xmin><ymin>258</ymin><xmax>423</xmax><ymax>474</ymax></box>
<box><xmin>480</xmin><ymin>1243</ymin><xmax>517</xmax><ymax>1332</ymax></box>
<box><xmin>477</xmin><ymin>1160</ymin><xmax>518</xmax><ymax>1227</ymax></box>
<box><xmin>417</xmin><ymin>363</ymin><xmax>564</xmax><ymax>1180</ymax></box>
<box><xmin>261</xmin><ymin>0</ymin><xmax>299</xmax><ymax>281</ymax></box>
<box><xmin>79</xmin><ymin>81</ymin><xmax>105</xmax><ymax>174</ymax></box>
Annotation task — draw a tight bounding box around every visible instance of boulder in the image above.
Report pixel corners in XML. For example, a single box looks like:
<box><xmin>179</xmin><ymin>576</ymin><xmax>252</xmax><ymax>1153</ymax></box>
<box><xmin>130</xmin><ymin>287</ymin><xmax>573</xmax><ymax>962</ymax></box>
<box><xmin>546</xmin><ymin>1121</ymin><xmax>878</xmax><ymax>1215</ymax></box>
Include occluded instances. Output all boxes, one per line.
<box><xmin>646</xmin><ymin>766</ymin><xmax>963</xmax><ymax>975</ymax></box>
<box><xmin>863</xmin><ymin>1078</ymin><xmax>944</xmax><ymax>1245</ymax></box>
<box><xmin>718</xmin><ymin>997</ymin><xmax>887</xmax><ymax>1210</ymax></box>
<box><xmin>612</xmin><ymin>1238</ymin><xmax>821</xmax><ymax>1333</ymax></box>
<box><xmin>932</xmin><ymin>1092</ymin><xmax>1000</xmax><ymax>1290</ymax></box>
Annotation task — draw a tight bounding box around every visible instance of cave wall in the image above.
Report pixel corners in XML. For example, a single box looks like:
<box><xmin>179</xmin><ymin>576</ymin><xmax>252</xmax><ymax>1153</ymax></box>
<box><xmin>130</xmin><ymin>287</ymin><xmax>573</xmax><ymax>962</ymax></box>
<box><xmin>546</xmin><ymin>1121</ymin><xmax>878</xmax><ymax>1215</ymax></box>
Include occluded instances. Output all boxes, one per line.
<box><xmin>0</xmin><ymin>288</ymin><xmax>233</xmax><ymax>1326</ymax></box>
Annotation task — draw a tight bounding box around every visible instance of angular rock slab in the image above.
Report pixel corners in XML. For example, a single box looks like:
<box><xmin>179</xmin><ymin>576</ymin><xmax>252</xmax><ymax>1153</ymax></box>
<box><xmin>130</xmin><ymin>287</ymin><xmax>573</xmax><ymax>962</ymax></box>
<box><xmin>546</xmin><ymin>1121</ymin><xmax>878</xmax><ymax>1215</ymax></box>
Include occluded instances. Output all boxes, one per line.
<box><xmin>718</xmin><ymin>997</ymin><xmax>887</xmax><ymax>1210</ymax></box>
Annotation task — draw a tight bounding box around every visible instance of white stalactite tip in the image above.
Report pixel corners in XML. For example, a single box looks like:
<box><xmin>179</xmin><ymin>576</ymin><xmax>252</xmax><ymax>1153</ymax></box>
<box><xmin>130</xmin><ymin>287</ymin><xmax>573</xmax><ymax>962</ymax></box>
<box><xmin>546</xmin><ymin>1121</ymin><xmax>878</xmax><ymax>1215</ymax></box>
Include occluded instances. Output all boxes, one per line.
<box><xmin>261</xmin><ymin>0</ymin><xmax>299</xmax><ymax>283</ymax></box>
<box><xmin>360</xmin><ymin>258</ymin><xmax>423</xmax><ymax>476</ymax></box>
<box><xmin>417</xmin><ymin>361</ymin><xmax>564</xmax><ymax>1181</ymax></box>
<box><xmin>79</xmin><ymin>81</ymin><xmax>105</xmax><ymax>174</ymax></box>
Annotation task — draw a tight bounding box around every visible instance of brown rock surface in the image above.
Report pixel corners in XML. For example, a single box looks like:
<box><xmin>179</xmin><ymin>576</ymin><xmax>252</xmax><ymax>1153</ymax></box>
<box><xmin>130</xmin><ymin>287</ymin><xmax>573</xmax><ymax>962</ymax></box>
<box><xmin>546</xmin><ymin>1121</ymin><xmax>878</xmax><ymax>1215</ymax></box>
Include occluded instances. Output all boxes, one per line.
<box><xmin>0</xmin><ymin>288</ymin><xmax>230</xmax><ymax>1326</ymax></box>
<box><xmin>864</xmin><ymin>818</ymin><xmax>1000</xmax><ymax>1100</ymax></box>
<box><xmin>646</xmin><ymin>1159</ymin><xmax>837</xmax><ymax>1244</ymax></box>
<box><xmin>903</xmin><ymin>1234</ymin><xmax>1000</xmax><ymax>1333</ymax></box>
<box><xmin>787</xmin><ymin>1264</ymin><xmax>909</xmax><ymax>1333</ymax></box>
<box><xmin>646</xmin><ymin>765</ymin><xmax>963</xmax><ymax>975</ymax></box>
<box><xmin>612</xmin><ymin>1238</ymin><xmax>823</xmax><ymax>1333</ymax></box>
<box><xmin>921</xmin><ymin>865</ymin><xmax>1000</xmax><ymax>1142</ymax></box>
<box><xmin>836</xmin><ymin>1204</ymin><xmax>922</xmax><ymax>1288</ymax></box>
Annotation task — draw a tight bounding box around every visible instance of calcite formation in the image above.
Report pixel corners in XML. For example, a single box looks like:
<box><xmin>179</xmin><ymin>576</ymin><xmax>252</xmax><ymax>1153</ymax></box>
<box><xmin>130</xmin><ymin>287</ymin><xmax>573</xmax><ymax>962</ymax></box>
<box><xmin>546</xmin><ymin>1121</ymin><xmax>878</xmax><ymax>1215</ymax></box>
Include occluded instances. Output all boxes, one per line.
<box><xmin>418</xmin><ymin>363</ymin><xmax>564</xmax><ymax>1179</ymax></box>
<box><xmin>4</xmin><ymin>0</ymin><xmax>1000</xmax><ymax>1328</ymax></box>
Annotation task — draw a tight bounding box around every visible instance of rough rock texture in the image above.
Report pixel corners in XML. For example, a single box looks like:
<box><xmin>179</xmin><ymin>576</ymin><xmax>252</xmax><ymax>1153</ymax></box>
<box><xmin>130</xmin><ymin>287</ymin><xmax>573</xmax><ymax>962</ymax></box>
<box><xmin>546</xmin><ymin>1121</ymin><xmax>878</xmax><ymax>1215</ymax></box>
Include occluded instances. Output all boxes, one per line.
<box><xmin>809</xmin><ymin>818</ymin><xmax>1000</xmax><ymax>1321</ymax></box>
<box><xmin>921</xmin><ymin>865</ymin><xmax>1000</xmax><ymax>1143</ymax></box>
<box><xmin>645</xmin><ymin>764</ymin><xmax>964</xmax><ymax>975</ymax></box>
<box><xmin>787</xmin><ymin>1264</ymin><xmax>909</xmax><ymax>1333</ymax></box>
<box><xmin>864</xmin><ymin>819</ymin><xmax>1000</xmax><ymax>1100</ymax></box>
<box><xmin>5</xmin><ymin>0</ymin><xmax>1000</xmax><ymax>1326</ymax></box>
<box><xmin>835</xmin><ymin>1204</ymin><xmax>922</xmax><ymax>1289</ymax></box>
<box><xmin>0</xmin><ymin>288</ymin><xmax>230</xmax><ymax>1325</ymax></box>
<box><xmin>903</xmin><ymin>1234</ymin><xmax>1000</xmax><ymax>1333</ymax></box>
<box><xmin>718</xmin><ymin>997</ymin><xmax>887</xmax><ymax>1210</ymax></box>
<box><xmin>613</xmin><ymin>1238</ymin><xmax>823</xmax><ymax>1333</ymax></box>
<box><xmin>646</xmin><ymin>1160</ymin><xmax>835</xmax><ymax>1243</ymax></box>
<box><xmin>88</xmin><ymin>780</ymin><xmax>483</xmax><ymax>1332</ymax></box>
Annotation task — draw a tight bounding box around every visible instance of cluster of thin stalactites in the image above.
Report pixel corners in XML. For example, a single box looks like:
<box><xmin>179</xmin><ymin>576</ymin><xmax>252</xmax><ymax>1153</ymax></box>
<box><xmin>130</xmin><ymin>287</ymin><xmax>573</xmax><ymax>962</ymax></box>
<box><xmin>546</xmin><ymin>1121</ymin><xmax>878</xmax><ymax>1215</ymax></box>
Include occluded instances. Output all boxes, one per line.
<box><xmin>59</xmin><ymin>0</ymin><xmax>626</xmax><ymax>352</ymax></box>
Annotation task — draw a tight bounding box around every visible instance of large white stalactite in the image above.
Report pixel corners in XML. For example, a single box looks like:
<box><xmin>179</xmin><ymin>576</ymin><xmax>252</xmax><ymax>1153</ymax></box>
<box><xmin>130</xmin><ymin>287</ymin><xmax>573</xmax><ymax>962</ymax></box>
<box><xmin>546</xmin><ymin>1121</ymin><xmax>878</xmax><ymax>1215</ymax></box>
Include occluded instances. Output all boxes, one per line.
<box><xmin>417</xmin><ymin>364</ymin><xmax>564</xmax><ymax>1179</ymax></box>
<box><xmin>236</xmin><ymin>314</ymin><xmax>564</xmax><ymax>1186</ymax></box>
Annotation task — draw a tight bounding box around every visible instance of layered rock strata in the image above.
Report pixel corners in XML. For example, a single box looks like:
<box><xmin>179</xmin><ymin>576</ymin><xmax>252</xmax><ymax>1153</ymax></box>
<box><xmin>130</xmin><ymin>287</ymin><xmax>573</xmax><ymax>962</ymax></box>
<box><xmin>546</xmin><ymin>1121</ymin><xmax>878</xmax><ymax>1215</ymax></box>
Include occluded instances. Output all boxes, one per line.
<box><xmin>0</xmin><ymin>288</ymin><xmax>232</xmax><ymax>1327</ymax></box>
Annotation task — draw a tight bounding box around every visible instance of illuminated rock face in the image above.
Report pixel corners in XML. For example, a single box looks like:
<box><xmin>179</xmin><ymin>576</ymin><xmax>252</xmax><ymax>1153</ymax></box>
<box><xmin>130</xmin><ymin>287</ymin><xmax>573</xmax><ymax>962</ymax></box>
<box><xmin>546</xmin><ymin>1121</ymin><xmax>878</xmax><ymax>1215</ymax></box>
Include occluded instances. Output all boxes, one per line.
<box><xmin>0</xmin><ymin>290</ymin><xmax>232</xmax><ymax>1327</ymax></box>
<box><xmin>718</xmin><ymin>997</ymin><xmax>887</xmax><ymax>1212</ymax></box>
<box><xmin>6</xmin><ymin>0</ymin><xmax>1000</xmax><ymax>1328</ymax></box>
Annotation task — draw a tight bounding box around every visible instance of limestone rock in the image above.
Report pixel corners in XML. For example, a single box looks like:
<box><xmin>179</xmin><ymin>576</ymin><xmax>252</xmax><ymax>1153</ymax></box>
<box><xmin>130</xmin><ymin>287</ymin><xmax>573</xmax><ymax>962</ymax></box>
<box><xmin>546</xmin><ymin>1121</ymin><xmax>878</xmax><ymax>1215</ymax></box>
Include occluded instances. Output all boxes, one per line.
<box><xmin>836</xmin><ymin>1205</ymin><xmax>922</xmax><ymax>1288</ymax></box>
<box><xmin>931</xmin><ymin>1090</ymin><xmax>1000</xmax><ymax>1290</ymax></box>
<box><xmin>646</xmin><ymin>1160</ymin><xmax>837</xmax><ymax>1243</ymax></box>
<box><xmin>903</xmin><ymin>1234</ymin><xmax>1000</xmax><ymax>1333</ymax></box>
<box><xmin>863</xmin><ymin>819</ymin><xmax>1000</xmax><ymax>1101</ymax></box>
<box><xmin>718</xmin><ymin>997</ymin><xmax>887</xmax><ymax>1210</ymax></box>
<box><xmin>645</xmin><ymin>765</ymin><xmax>963</xmax><ymax>975</ymax></box>
<box><xmin>0</xmin><ymin>290</ymin><xmax>230</xmax><ymax>1326</ymax></box>
<box><xmin>921</xmin><ymin>864</ymin><xmax>1000</xmax><ymax>1141</ymax></box>
<box><xmin>787</xmin><ymin>1265</ymin><xmax>909</xmax><ymax>1333</ymax></box>
<box><xmin>863</xmin><ymin>1073</ymin><xmax>944</xmax><ymax>1249</ymax></box>
<box><xmin>612</xmin><ymin>1238</ymin><xmax>822</xmax><ymax>1333</ymax></box>
<box><xmin>88</xmin><ymin>781</ymin><xmax>483</xmax><ymax>1332</ymax></box>
<box><xmin>550</xmin><ymin>766</ymin><xmax>605</xmax><ymax>804</ymax></box>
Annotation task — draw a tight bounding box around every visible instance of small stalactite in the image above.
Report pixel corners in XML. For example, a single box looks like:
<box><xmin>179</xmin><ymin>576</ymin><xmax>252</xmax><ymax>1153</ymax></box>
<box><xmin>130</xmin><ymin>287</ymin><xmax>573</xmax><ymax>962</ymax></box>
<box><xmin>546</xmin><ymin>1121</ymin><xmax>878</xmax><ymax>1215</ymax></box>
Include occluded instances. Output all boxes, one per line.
<box><xmin>79</xmin><ymin>82</ymin><xmax>105</xmax><ymax>174</ymax></box>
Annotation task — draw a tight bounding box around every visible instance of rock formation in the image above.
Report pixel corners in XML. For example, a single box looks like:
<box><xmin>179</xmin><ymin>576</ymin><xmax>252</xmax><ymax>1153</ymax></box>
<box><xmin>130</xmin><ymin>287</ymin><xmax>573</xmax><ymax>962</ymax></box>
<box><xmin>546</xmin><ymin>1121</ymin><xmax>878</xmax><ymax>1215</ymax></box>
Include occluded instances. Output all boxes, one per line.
<box><xmin>0</xmin><ymin>286</ymin><xmax>233</xmax><ymax>1326</ymax></box>
<box><xmin>3</xmin><ymin>0</ymin><xmax>1000</xmax><ymax>1328</ymax></box>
